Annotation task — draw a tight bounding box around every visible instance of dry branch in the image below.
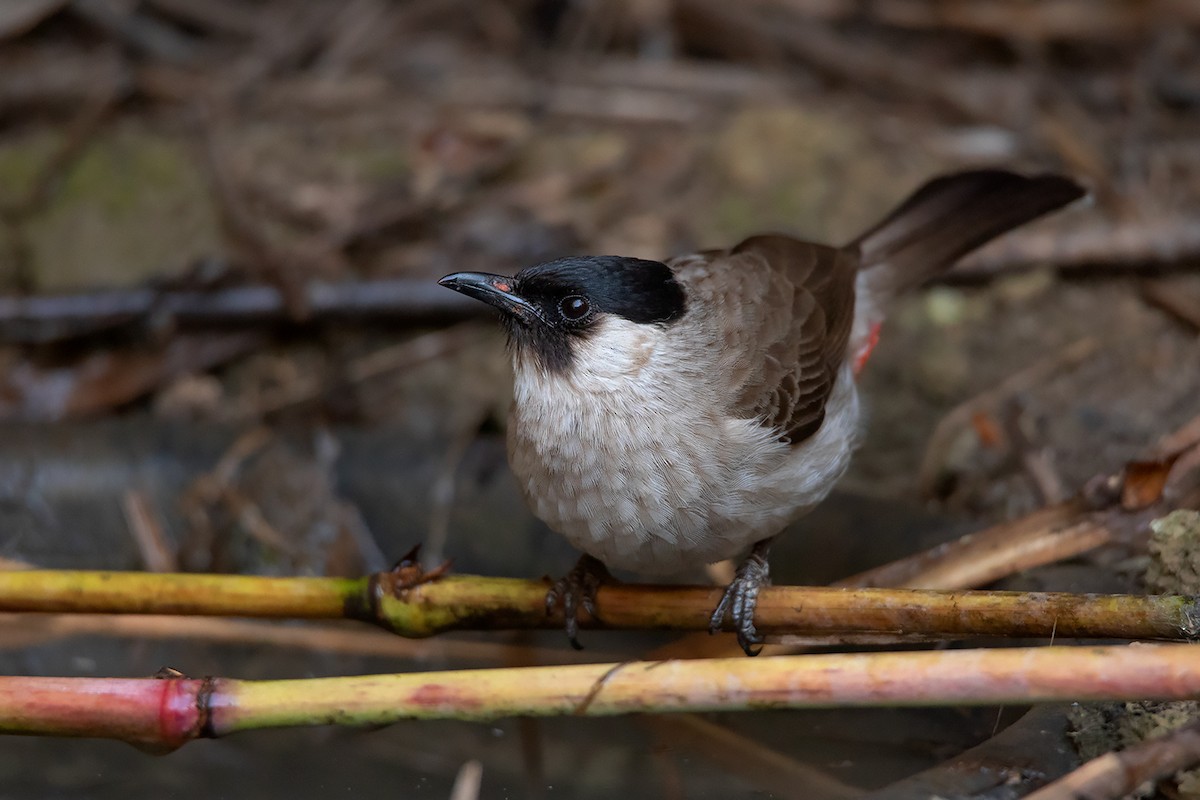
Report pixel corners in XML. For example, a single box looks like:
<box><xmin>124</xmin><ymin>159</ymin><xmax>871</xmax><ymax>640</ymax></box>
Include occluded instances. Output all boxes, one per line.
<box><xmin>860</xmin><ymin>705</ymin><xmax>1080</xmax><ymax>799</ymax></box>
<box><xmin>644</xmin><ymin>715</ymin><xmax>860</xmax><ymax>800</ymax></box>
<box><xmin>0</xmin><ymin>278</ymin><xmax>485</xmax><ymax>343</ymax></box>
<box><xmin>838</xmin><ymin>503</ymin><xmax>1109</xmax><ymax>591</ymax></box>
<box><xmin>121</xmin><ymin>490</ymin><xmax>177</xmax><ymax>573</ymax></box>
<box><xmin>846</xmin><ymin>412</ymin><xmax>1200</xmax><ymax>592</ymax></box>
<box><xmin>1143</xmin><ymin>276</ymin><xmax>1200</xmax><ymax>332</ymax></box>
<box><xmin>1024</xmin><ymin>717</ymin><xmax>1200</xmax><ymax>800</ymax></box>
<box><xmin>916</xmin><ymin>337</ymin><xmax>1100</xmax><ymax>497</ymax></box>
<box><xmin>957</xmin><ymin>215</ymin><xmax>1200</xmax><ymax>277</ymax></box>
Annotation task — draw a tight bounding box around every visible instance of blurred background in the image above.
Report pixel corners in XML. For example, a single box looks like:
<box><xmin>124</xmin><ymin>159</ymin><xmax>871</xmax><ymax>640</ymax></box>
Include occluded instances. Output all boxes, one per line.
<box><xmin>0</xmin><ymin>0</ymin><xmax>1198</xmax><ymax>797</ymax></box>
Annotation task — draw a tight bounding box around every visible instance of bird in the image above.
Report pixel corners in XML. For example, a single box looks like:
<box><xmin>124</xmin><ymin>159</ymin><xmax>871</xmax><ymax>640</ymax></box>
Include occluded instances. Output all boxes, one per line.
<box><xmin>438</xmin><ymin>169</ymin><xmax>1085</xmax><ymax>654</ymax></box>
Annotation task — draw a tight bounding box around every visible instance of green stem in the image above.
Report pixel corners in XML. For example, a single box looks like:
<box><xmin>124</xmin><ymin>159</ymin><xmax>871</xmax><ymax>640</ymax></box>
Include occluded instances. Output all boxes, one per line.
<box><xmin>0</xmin><ymin>570</ymin><xmax>1195</xmax><ymax>641</ymax></box>
<box><xmin>0</xmin><ymin>570</ymin><xmax>359</xmax><ymax>618</ymax></box>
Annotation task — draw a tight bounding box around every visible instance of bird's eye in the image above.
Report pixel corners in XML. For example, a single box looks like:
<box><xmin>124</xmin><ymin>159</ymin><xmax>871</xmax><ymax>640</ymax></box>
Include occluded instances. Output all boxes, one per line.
<box><xmin>558</xmin><ymin>295</ymin><xmax>591</xmax><ymax>321</ymax></box>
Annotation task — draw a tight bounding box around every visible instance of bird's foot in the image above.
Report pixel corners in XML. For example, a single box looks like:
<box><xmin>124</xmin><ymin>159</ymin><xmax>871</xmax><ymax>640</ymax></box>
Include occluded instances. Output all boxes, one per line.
<box><xmin>545</xmin><ymin>554</ymin><xmax>614</xmax><ymax>650</ymax></box>
<box><xmin>709</xmin><ymin>544</ymin><xmax>771</xmax><ymax>656</ymax></box>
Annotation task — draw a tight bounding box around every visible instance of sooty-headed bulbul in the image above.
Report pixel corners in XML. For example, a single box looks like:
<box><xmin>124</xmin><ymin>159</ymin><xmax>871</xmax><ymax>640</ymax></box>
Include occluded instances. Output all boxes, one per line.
<box><xmin>439</xmin><ymin>169</ymin><xmax>1085</xmax><ymax>654</ymax></box>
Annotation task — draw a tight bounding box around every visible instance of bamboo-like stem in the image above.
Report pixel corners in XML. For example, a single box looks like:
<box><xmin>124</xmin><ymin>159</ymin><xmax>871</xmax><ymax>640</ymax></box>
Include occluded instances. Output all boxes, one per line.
<box><xmin>0</xmin><ymin>571</ymin><xmax>358</xmax><ymax>618</ymax></box>
<box><xmin>0</xmin><ymin>570</ymin><xmax>1197</xmax><ymax>641</ymax></box>
<box><xmin>2</xmin><ymin>644</ymin><xmax>1200</xmax><ymax>750</ymax></box>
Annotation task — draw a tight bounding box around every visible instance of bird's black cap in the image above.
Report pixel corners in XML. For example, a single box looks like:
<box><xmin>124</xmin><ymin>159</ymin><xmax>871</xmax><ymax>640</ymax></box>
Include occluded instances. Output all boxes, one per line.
<box><xmin>439</xmin><ymin>255</ymin><xmax>686</xmax><ymax>372</ymax></box>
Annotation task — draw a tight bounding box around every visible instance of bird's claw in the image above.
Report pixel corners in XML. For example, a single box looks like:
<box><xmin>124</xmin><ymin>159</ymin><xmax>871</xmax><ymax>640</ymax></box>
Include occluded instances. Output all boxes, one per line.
<box><xmin>709</xmin><ymin>551</ymin><xmax>770</xmax><ymax>656</ymax></box>
<box><xmin>545</xmin><ymin>554</ymin><xmax>612</xmax><ymax>650</ymax></box>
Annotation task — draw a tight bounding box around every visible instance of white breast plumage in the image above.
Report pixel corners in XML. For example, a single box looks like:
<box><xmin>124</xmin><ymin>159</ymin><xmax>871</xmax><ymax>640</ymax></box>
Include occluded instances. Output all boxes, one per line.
<box><xmin>506</xmin><ymin>315</ymin><xmax>862</xmax><ymax>575</ymax></box>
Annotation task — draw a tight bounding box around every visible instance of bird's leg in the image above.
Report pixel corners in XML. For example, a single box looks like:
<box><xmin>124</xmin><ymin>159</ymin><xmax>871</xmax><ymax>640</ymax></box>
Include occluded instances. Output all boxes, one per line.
<box><xmin>545</xmin><ymin>553</ymin><xmax>614</xmax><ymax>650</ymax></box>
<box><xmin>709</xmin><ymin>538</ymin><xmax>773</xmax><ymax>656</ymax></box>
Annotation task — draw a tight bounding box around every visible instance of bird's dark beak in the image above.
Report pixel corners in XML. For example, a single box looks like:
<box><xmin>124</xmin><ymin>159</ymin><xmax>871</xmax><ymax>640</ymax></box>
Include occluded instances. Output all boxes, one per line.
<box><xmin>438</xmin><ymin>272</ymin><xmax>539</xmax><ymax>323</ymax></box>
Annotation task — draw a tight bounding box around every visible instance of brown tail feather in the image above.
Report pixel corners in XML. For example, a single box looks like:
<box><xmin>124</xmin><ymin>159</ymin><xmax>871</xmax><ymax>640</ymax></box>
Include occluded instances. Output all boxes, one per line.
<box><xmin>852</xmin><ymin>169</ymin><xmax>1085</xmax><ymax>297</ymax></box>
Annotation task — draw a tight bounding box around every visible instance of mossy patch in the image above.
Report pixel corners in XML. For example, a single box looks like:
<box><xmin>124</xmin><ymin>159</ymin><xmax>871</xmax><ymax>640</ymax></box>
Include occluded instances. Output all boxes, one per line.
<box><xmin>0</xmin><ymin>131</ymin><xmax>61</xmax><ymax>198</ymax></box>
<box><xmin>2</xmin><ymin>121</ymin><xmax>222</xmax><ymax>290</ymax></box>
<box><xmin>1066</xmin><ymin>514</ymin><xmax>1200</xmax><ymax>798</ymax></box>
<box><xmin>1146</xmin><ymin>510</ymin><xmax>1200</xmax><ymax>594</ymax></box>
<box><xmin>1069</xmin><ymin>701</ymin><xmax>1200</xmax><ymax>798</ymax></box>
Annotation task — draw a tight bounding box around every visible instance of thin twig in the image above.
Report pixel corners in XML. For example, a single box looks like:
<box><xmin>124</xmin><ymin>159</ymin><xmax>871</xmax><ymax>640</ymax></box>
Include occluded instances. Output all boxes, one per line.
<box><xmin>1002</xmin><ymin>399</ymin><xmax>1068</xmax><ymax>505</ymax></box>
<box><xmin>917</xmin><ymin>337</ymin><xmax>1099</xmax><ymax>496</ymax></box>
<box><xmin>449</xmin><ymin>760</ymin><xmax>483</xmax><ymax>800</ymax></box>
<box><xmin>70</xmin><ymin>0</ymin><xmax>199</xmax><ymax>64</ymax></box>
<box><xmin>121</xmin><ymin>490</ymin><xmax>178</xmax><ymax>573</ymax></box>
<box><xmin>142</xmin><ymin>0</ymin><xmax>262</xmax><ymax>38</ymax></box>
<box><xmin>1143</xmin><ymin>277</ymin><xmax>1200</xmax><ymax>332</ymax></box>
<box><xmin>238</xmin><ymin>323</ymin><xmax>487</xmax><ymax>418</ymax></box>
<box><xmin>644</xmin><ymin>715</ymin><xmax>860</xmax><ymax>800</ymax></box>
<box><xmin>425</xmin><ymin>404</ymin><xmax>491</xmax><ymax>567</ymax></box>
<box><xmin>854</xmin><ymin>412</ymin><xmax>1200</xmax><ymax>591</ymax></box>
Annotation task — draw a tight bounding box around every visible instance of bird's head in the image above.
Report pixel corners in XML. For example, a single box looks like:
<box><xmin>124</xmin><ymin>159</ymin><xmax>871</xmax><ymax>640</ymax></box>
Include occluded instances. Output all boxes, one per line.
<box><xmin>439</xmin><ymin>256</ymin><xmax>687</xmax><ymax>376</ymax></box>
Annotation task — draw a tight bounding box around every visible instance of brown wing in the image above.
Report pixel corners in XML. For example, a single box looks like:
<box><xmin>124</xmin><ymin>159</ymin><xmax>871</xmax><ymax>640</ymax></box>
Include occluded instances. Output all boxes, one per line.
<box><xmin>674</xmin><ymin>235</ymin><xmax>859</xmax><ymax>444</ymax></box>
